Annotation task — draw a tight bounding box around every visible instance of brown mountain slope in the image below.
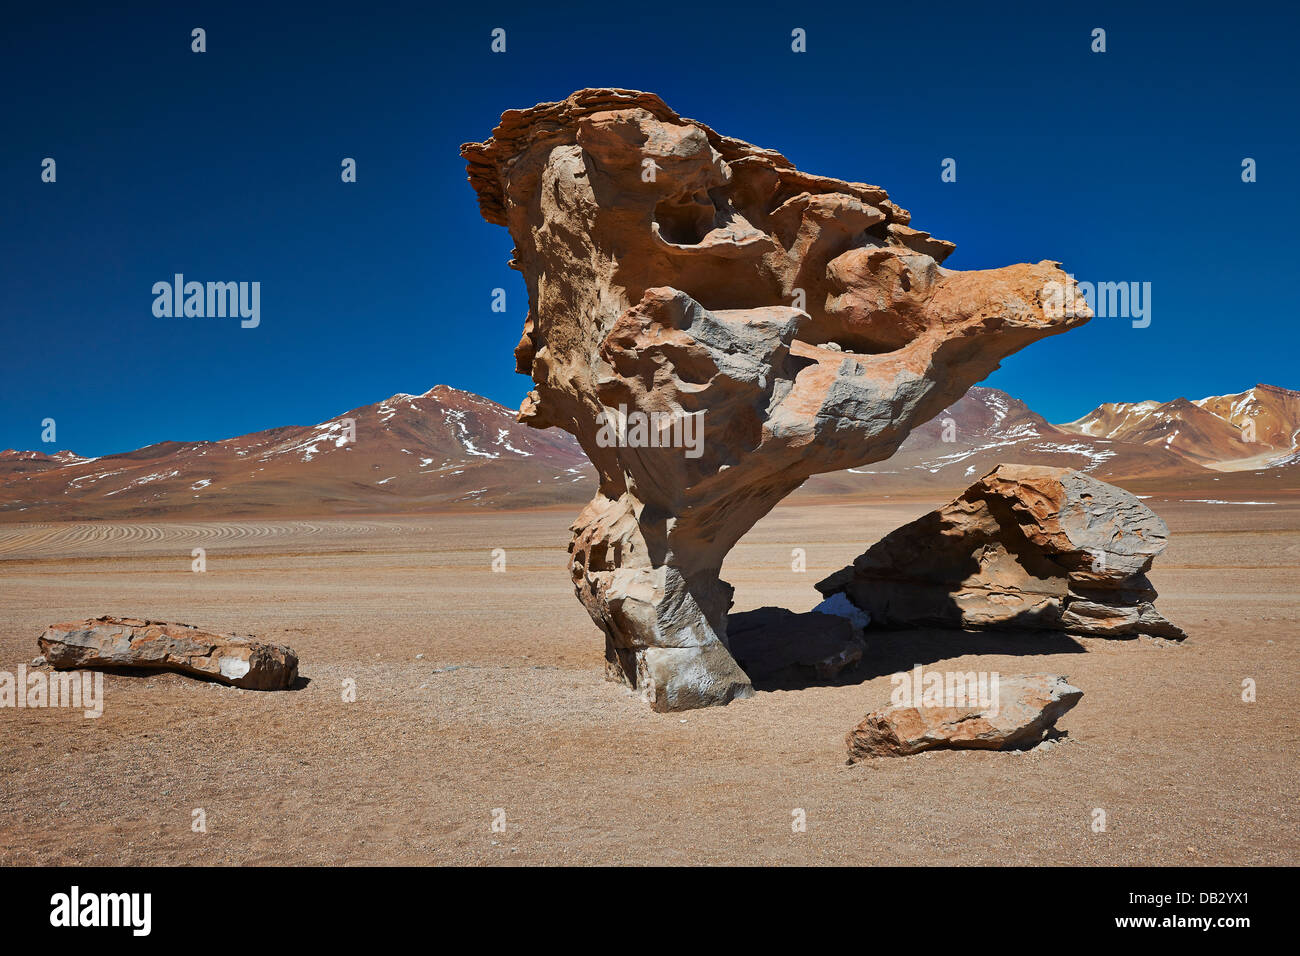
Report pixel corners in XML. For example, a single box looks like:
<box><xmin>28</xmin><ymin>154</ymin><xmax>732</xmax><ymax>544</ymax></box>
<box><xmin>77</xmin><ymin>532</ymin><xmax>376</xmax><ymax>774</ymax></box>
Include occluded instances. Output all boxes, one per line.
<box><xmin>5</xmin><ymin>384</ymin><xmax>1295</xmax><ymax>521</ymax></box>
<box><xmin>801</xmin><ymin>386</ymin><xmax>1209</xmax><ymax>496</ymax></box>
<box><xmin>0</xmin><ymin>386</ymin><xmax>595</xmax><ymax>521</ymax></box>
<box><xmin>1059</xmin><ymin>384</ymin><xmax>1300</xmax><ymax>467</ymax></box>
<box><xmin>1193</xmin><ymin>384</ymin><xmax>1300</xmax><ymax>450</ymax></box>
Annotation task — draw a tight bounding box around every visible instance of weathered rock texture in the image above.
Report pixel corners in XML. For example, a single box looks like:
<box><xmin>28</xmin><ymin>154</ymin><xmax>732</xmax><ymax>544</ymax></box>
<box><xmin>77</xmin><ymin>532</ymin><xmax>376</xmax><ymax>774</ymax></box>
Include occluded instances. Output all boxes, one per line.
<box><xmin>846</xmin><ymin>674</ymin><xmax>1082</xmax><ymax>759</ymax></box>
<box><xmin>39</xmin><ymin>616</ymin><xmax>299</xmax><ymax>690</ymax></box>
<box><xmin>462</xmin><ymin>89</ymin><xmax>1091</xmax><ymax>710</ymax></box>
<box><xmin>818</xmin><ymin>465</ymin><xmax>1187</xmax><ymax>639</ymax></box>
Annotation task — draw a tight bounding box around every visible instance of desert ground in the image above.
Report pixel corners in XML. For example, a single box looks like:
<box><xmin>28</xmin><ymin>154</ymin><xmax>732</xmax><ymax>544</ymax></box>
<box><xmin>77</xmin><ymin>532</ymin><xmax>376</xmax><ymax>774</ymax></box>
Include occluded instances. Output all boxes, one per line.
<box><xmin>1</xmin><ymin>493</ymin><xmax>1296</xmax><ymax>866</ymax></box>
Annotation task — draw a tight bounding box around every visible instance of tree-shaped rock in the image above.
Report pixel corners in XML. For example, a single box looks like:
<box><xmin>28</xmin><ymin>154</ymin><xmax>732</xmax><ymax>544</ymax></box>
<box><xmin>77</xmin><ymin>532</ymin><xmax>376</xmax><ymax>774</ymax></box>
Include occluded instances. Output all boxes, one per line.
<box><xmin>462</xmin><ymin>89</ymin><xmax>1091</xmax><ymax>710</ymax></box>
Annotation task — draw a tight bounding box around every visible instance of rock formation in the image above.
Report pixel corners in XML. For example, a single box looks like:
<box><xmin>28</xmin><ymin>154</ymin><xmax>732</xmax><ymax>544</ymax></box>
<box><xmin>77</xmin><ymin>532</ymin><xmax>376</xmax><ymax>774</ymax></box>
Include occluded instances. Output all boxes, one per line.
<box><xmin>462</xmin><ymin>89</ymin><xmax>1092</xmax><ymax>711</ymax></box>
<box><xmin>818</xmin><ymin>465</ymin><xmax>1187</xmax><ymax>639</ymax></box>
<box><xmin>846</xmin><ymin>674</ymin><xmax>1082</xmax><ymax>759</ymax></box>
<box><xmin>39</xmin><ymin>616</ymin><xmax>299</xmax><ymax>690</ymax></box>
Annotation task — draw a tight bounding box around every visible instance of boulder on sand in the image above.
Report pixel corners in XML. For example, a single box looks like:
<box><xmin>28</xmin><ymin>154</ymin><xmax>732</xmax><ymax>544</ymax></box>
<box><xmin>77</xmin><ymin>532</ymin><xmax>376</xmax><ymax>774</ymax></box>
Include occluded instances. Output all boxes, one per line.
<box><xmin>818</xmin><ymin>464</ymin><xmax>1187</xmax><ymax>640</ymax></box>
<box><xmin>38</xmin><ymin>616</ymin><xmax>298</xmax><ymax>690</ymax></box>
<box><xmin>846</xmin><ymin>673</ymin><xmax>1083</xmax><ymax>760</ymax></box>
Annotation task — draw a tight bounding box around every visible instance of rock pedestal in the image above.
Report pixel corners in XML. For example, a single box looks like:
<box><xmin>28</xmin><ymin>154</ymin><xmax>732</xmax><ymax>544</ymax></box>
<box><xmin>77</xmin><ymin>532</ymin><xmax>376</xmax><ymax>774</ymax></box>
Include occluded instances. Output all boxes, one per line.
<box><xmin>463</xmin><ymin>90</ymin><xmax>1091</xmax><ymax>710</ymax></box>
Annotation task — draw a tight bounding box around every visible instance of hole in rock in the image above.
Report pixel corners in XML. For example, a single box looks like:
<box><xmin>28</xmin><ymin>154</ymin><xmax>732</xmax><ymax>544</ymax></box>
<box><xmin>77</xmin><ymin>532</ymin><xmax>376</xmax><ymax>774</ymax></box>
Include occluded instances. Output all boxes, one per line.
<box><xmin>797</xmin><ymin>307</ymin><xmax>927</xmax><ymax>356</ymax></box>
<box><xmin>653</xmin><ymin>192</ymin><xmax>717</xmax><ymax>245</ymax></box>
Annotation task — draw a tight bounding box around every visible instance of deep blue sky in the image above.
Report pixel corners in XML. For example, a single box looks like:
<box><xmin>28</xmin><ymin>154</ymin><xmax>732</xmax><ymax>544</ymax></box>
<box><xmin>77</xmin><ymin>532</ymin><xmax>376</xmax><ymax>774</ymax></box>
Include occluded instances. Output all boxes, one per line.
<box><xmin>3</xmin><ymin>1</ymin><xmax>1297</xmax><ymax>456</ymax></box>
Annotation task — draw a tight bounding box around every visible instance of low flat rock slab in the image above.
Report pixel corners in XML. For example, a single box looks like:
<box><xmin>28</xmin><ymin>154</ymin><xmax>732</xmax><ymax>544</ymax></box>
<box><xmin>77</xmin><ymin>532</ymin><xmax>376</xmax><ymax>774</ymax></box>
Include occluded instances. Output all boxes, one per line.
<box><xmin>39</xmin><ymin>616</ymin><xmax>298</xmax><ymax>690</ymax></box>
<box><xmin>846</xmin><ymin>674</ymin><xmax>1082</xmax><ymax>760</ymax></box>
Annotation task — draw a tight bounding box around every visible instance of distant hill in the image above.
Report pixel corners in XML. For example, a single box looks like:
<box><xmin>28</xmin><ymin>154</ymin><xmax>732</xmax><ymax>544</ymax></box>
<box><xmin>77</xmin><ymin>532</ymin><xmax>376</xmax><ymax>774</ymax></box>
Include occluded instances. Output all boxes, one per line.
<box><xmin>3</xmin><ymin>383</ymin><xmax>1296</xmax><ymax>520</ymax></box>
<box><xmin>0</xmin><ymin>386</ymin><xmax>594</xmax><ymax>520</ymax></box>
<box><xmin>801</xmin><ymin>386</ymin><xmax>1214</xmax><ymax>496</ymax></box>
<box><xmin>1059</xmin><ymin>384</ymin><xmax>1300</xmax><ymax>467</ymax></box>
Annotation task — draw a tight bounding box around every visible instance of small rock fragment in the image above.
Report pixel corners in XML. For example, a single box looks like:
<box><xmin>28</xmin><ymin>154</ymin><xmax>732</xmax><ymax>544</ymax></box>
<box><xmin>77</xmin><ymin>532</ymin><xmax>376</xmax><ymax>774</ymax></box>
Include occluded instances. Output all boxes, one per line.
<box><xmin>846</xmin><ymin>674</ymin><xmax>1082</xmax><ymax>760</ymax></box>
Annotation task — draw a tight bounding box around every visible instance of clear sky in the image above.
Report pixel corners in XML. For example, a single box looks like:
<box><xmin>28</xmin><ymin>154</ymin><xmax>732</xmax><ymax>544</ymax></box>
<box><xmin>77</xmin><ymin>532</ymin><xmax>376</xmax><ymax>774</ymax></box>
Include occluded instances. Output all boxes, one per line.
<box><xmin>4</xmin><ymin>0</ymin><xmax>1297</xmax><ymax>456</ymax></box>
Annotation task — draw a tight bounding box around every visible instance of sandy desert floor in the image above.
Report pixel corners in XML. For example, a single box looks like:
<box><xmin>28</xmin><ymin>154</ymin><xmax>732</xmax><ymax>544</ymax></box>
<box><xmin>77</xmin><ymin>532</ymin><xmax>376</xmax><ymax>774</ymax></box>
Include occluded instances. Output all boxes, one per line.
<box><xmin>1</xmin><ymin>495</ymin><xmax>1297</xmax><ymax>865</ymax></box>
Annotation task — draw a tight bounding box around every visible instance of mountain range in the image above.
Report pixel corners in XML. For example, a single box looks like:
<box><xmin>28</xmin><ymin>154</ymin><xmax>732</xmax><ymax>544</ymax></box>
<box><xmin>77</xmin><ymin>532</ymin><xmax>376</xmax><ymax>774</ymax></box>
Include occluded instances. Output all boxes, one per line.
<box><xmin>1059</xmin><ymin>384</ymin><xmax>1300</xmax><ymax>468</ymax></box>
<box><xmin>0</xmin><ymin>386</ymin><xmax>593</xmax><ymax>520</ymax></box>
<box><xmin>2</xmin><ymin>383</ymin><xmax>1297</xmax><ymax>520</ymax></box>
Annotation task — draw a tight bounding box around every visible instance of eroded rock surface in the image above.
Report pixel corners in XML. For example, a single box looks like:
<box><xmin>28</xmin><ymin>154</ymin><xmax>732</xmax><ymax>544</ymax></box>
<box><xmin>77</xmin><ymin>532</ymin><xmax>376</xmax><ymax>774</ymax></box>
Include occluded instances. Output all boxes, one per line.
<box><xmin>39</xmin><ymin>616</ymin><xmax>299</xmax><ymax>690</ymax></box>
<box><xmin>846</xmin><ymin>674</ymin><xmax>1082</xmax><ymax>759</ymax></box>
<box><xmin>462</xmin><ymin>89</ymin><xmax>1091</xmax><ymax>710</ymax></box>
<box><xmin>818</xmin><ymin>464</ymin><xmax>1187</xmax><ymax>639</ymax></box>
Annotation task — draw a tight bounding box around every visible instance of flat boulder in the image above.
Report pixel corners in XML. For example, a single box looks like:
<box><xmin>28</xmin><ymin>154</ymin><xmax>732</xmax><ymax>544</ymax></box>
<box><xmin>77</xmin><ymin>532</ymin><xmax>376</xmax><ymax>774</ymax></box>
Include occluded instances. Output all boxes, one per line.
<box><xmin>38</xmin><ymin>616</ymin><xmax>298</xmax><ymax>690</ymax></box>
<box><xmin>817</xmin><ymin>464</ymin><xmax>1187</xmax><ymax>640</ymax></box>
<box><xmin>846</xmin><ymin>674</ymin><xmax>1082</xmax><ymax>760</ymax></box>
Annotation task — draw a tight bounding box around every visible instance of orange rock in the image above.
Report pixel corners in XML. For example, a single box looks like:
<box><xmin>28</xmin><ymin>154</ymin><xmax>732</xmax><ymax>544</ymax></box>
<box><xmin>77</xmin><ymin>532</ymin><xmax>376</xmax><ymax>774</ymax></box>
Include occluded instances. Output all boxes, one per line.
<box><xmin>846</xmin><ymin>674</ymin><xmax>1083</xmax><ymax>759</ymax></box>
<box><xmin>463</xmin><ymin>90</ymin><xmax>1091</xmax><ymax>710</ymax></box>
